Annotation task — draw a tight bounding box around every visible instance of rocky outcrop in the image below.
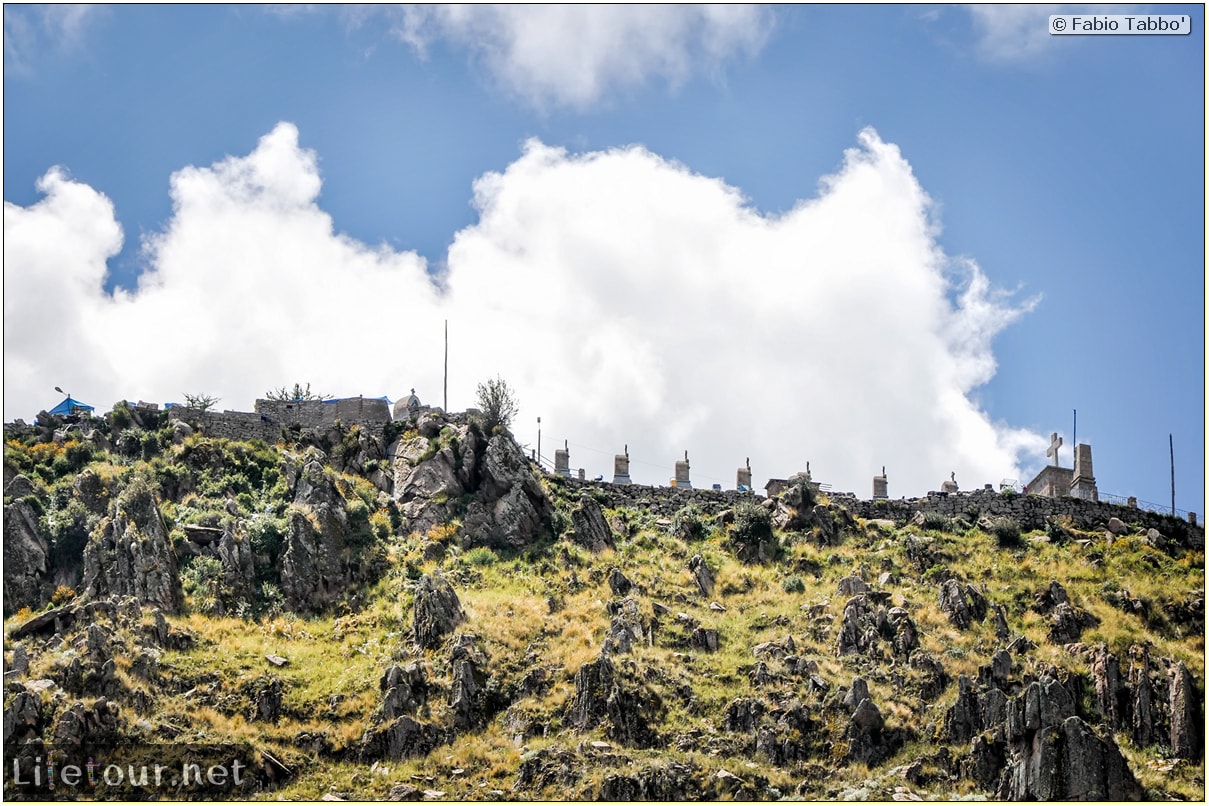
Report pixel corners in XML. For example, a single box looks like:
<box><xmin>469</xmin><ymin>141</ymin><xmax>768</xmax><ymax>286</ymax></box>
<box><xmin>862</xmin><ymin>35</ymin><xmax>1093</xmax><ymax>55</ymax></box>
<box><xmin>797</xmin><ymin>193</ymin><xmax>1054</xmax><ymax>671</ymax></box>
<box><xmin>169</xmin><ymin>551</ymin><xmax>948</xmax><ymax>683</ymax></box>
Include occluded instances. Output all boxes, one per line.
<box><xmin>390</xmin><ymin>416</ymin><xmax>552</xmax><ymax>551</ymax></box>
<box><xmin>687</xmin><ymin>554</ymin><xmax>714</xmax><ymax>597</ymax></box>
<box><xmin>413</xmin><ymin>574</ymin><xmax>464</xmax><ymax>649</ymax></box>
<box><xmin>1168</xmin><ymin>661</ymin><xmax>1201</xmax><ymax>760</ymax></box>
<box><xmin>278</xmin><ymin>460</ymin><xmax>363</xmax><ymax>613</ymax></box>
<box><xmin>604</xmin><ymin>596</ymin><xmax>647</xmax><ymax>655</ymax></box>
<box><xmin>378</xmin><ymin>662</ymin><xmax>429</xmax><ymax>720</ymax></box>
<box><xmin>81</xmin><ymin>479</ymin><xmax>182</xmax><ymax>613</ymax></box>
<box><xmin>570</xmin><ymin>496</ymin><xmax>614</xmax><ymax>553</ymax></box>
<box><xmin>999</xmin><ymin>713</ymin><xmax>1142</xmax><ymax>801</ymax></box>
<box><xmin>938</xmin><ymin>579</ymin><xmax>987</xmax><ymax>630</ymax></box>
<box><xmin>3</xmin><ymin>499</ymin><xmax>50</xmax><ymax>616</ymax></box>
<box><xmin>448</xmin><ymin>634</ymin><xmax>491</xmax><ymax>731</ymax></box>
<box><xmin>566</xmin><ymin>655</ymin><xmax>660</xmax><ymax>748</ymax></box>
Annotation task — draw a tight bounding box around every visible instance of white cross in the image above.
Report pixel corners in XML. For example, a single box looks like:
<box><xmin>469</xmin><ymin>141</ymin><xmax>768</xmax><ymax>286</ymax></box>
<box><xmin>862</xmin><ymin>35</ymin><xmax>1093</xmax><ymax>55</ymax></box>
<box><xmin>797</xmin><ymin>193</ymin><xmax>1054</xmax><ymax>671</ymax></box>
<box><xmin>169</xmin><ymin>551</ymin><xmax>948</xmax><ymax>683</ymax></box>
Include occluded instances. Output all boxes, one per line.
<box><xmin>1046</xmin><ymin>432</ymin><xmax>1063</xmax><ymax>467</ymax></box>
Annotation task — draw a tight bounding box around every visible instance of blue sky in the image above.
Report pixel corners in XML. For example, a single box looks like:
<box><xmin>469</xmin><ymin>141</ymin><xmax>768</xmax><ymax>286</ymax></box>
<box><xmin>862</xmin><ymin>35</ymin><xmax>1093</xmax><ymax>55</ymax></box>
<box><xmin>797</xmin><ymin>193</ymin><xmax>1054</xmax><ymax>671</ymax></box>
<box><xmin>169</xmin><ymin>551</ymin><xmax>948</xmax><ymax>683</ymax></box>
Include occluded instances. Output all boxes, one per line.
<box><xmin>4</xmin><ymin>5</ymin><xmax>1204</xmax><ymax>518</ymax></box>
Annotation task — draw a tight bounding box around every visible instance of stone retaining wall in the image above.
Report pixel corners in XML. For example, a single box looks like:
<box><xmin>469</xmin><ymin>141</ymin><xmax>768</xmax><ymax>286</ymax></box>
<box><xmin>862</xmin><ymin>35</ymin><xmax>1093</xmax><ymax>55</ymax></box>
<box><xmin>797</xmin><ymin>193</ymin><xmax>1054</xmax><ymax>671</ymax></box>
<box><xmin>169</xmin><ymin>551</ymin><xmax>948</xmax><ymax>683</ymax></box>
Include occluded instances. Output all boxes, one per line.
<box><xmin>169</xmin><ymin>397</ymin><xmax>393</xmax><ymax>443</ymax></box>
<box><xmin>548</xmin><ymin>475</ymin><xmax>1203</xmax><ymax>548</ymax></box>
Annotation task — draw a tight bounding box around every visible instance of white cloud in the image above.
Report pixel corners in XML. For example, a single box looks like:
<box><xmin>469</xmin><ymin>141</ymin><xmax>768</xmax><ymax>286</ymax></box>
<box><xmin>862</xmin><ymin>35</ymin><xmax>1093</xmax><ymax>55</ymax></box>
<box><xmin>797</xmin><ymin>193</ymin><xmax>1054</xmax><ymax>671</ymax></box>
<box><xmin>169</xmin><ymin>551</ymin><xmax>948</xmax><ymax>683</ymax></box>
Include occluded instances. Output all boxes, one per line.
<box><xmin>3</xmin><ymin>123</ymin><xmax>1045</xmax><ymax>499</ymax></box>
<box><xmin>966</xmin><ymin>4</ymin><xmax>1138</xmax><ymax>63</ymax></box>
<box><xmin>386</xmin><ymin>4</ymin><xmax>773</xmax><ymax>109</ymax></box>
<box><xmin>3</xmin><ymin>5</ymin><xmax>101</xmax><ymax>73</ymax></box>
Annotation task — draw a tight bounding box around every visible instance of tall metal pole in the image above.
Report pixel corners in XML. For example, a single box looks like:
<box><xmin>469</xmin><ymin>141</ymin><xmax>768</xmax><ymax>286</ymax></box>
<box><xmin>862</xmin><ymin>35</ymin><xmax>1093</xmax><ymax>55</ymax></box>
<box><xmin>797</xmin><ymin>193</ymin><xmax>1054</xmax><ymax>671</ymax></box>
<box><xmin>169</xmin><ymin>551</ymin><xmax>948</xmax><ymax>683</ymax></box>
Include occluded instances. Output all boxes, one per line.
<box><xmin>1170</xmin><ymin>433</ymin><xmax>1175</xmax><ymax>515</ymax></box>
<box><xmin>537</xmin><ymin>417</ymin><xmax>542</xmax><ymax>468</ymax></box>
<box><xmin>443</xmin><ymin>320</ymin><xmax>448</xmax><ymax>412</ymax></box>
<box><xmin>1072</xmin><ymin>409</ymin><xmax>1076</xmax><ymax>457</ymax></box>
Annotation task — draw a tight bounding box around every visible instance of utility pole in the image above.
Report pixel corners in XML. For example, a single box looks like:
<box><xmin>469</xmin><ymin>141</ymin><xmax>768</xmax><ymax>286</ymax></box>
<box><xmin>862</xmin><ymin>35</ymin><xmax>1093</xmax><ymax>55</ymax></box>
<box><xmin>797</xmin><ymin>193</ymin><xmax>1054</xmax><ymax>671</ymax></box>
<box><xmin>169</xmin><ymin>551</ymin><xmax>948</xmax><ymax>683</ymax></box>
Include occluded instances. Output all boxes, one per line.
<box><xmin>443</xmin><ymin>320</ymin><xmax>448</xmax><ymax>412</ymax></box>
<box><xmin>537</xmin><ymin>417</ymin><xmax>542</xmax><ymax>468</ymax></box>
<box><xmin>1072</xmin><ymin>409</ymin><xmax>1076</xmax><ymax>456</ymax></box>
<box><xmin>1170</xmin><ymin>433</ymin><xmax>1175</xmax><ymax>515</ymax></box>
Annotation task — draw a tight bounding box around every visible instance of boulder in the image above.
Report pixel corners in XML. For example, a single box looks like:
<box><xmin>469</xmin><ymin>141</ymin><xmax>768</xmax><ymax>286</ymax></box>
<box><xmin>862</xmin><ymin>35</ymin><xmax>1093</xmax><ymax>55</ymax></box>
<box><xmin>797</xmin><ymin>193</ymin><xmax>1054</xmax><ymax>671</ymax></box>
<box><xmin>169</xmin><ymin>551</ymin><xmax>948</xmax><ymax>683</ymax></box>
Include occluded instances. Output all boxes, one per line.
<box><xmin>4</xmin><ymin>474</ymin><xmax>38</xmax><ymax>499</ymax></box>
<box><xmin>608</xmin><ymin>568</ymin><xmax>634</xmax><ymax>597</ymax></box>
<box><xmin>413</xmin><ymin>574</ymin><xmax>464</xmax><ymax>649</ymax></box>
<box><xmin>938</xmin><ymin>579</ymin><xmax>987</xmax><ymax>630</ymax></box>
<box><xmin>687</xmin><ymin>555</ymin><xmax>714</xmax><ymax>598</ymax></box>
<box><xmin>378</xmin><ymin>662</ymin><xmax>428</xmax><ymax>720</ymax></box>
<box><xmin>1105</xmin><ymin>516</ymin><xmax>1129</xmax><ymax>536</ymax></box>
<box><xmin>570</xmin><ymin>496</ymin><xmax>614</xmax><ymax>553</ymax></box>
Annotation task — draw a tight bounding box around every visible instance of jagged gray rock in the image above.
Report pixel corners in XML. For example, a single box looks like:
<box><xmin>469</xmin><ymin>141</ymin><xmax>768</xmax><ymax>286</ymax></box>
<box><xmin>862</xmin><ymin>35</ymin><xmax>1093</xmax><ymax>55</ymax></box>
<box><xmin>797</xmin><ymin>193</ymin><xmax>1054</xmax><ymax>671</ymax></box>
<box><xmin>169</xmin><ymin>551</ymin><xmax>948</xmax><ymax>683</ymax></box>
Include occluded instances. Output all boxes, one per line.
<box><xmin>3</xmin><ymin>499</ymin><xmax>50</xmax><ymax>616</ymax></box>
<box><xmin>570</xmin><ymin>496</ymin><xmax>614</xmax><ymax>553</ymax></box>
<box><xmin>1168</xmin><ymin>661</ymin><xmax>1201</xmax><ymax>760</ymax></box>
<box><xmin>687</xmin><ymin>554</ymin><xmax>714</xmax><ymax>597</ymax></box>
<box><xmin>81</xmin><ymin>480</ymin><xmax>182</xmax><ymax>613</ymax></box>
<box><xmin>938</xmin><ymin>578</ymin><xmax>987</xmax><ymax>630</ymax></box>
<box><xmin>379</xmin><ymin>662</ymin><xmax>428</xmax><ymax>720</ymax></box>
<box><xmin>608</xmin><ymin>567</ymin><xmax>633</xmax><ymax>597</ymax></box>
<box><xmin>413</xmin><ymin>574</ymin><xmax>464</xmax><ymax>649</ymax></box>
<box><xmin>565</xmin><ymin>654</ymin><xmax>660</xmax><ymax>748</ymax></box>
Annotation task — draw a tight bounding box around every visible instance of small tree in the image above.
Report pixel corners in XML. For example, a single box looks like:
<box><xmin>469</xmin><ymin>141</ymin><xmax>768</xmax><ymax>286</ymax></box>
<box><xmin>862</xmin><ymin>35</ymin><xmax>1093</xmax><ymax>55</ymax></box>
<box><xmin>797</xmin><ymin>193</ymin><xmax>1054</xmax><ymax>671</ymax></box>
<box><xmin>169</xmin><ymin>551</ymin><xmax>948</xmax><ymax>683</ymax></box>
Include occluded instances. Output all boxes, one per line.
<box><xmin>182</xmin><ymin>392</ymin><xmax>220</xmax><ymax>412</ymax></box>
<box><xmin>475</xmin><ymin>375</ymin><xmax>519</xmax><ymax>432</ymax></box>
<box><xmin>265</xmin><ymin>383</ymin><xmax>331</xmax><ymax>402</ymax></box>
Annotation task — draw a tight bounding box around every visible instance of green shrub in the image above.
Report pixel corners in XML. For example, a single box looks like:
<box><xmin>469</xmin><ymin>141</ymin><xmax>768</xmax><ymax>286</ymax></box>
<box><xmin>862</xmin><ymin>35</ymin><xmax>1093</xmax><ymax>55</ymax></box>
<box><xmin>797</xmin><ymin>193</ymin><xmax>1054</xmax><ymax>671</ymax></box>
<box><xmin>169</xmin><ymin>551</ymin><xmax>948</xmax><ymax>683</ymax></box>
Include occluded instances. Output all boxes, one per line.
<box><xmin>920</xmin><ymin>512</ymin><xmax>953</xmax><ymax>532</ymax></box>
<box><xmin>670</xmin><ymin>503</ymin><xmax>708</xmax><ymax>542</ymax></box>
<box><xmin>781</xmin><ymin>575</ymin><xmax>806</xmax><ymax>594</ymax></box>
<box><xmin>729</xmin><ymin>501</ymin><xmax>779</xmax><ymax>563</ymax></box>
<box><xmin>465</xmin><ymin>546</ymin><xmax>498</xmax><ymax>567</ymax></box>
<box><xmin>181</xmin><ymin>556</ymin><xmax>224</xmax><ymax>615</ymax></box>
<box><xmin>989</xmin><ymin>516</ymin><xmax>1022</xmax><ymax>548</ymax></box>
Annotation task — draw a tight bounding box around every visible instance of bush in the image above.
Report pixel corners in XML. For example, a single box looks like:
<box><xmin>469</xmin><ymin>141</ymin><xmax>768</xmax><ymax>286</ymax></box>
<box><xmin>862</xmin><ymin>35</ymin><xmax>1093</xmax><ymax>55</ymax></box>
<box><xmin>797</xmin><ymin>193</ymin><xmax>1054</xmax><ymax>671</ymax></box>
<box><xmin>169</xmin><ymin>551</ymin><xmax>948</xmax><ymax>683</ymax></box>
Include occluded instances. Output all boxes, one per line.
<box><xmin>989</xmin><ymin>517</ymin><xmax>1022</xmax><ymax>548</ymax></box>
<box><xmin>670</xmin><ymin>504</ymin><xmax>708</xmax><ymax>542</ymax></box>
<box><xmin>781</xmin><ymin>575</ymin><xmax>806</xmax><ymax>594</ymax></box>
<box><xmin>50</xmin><ymin>585</ymin><xmax>77</xmax><ymax>606</ymax></box>
<box><xmin>464</xmin><ymin>546</ymin><xmax>498</xmax><ymax>567</ymax></box>
<box><xmin>920</xmin><ymin>512</ymin><xmax>954</xmax><ymax>532</ymax></box>
<box><xmin>181</xmin><ymin>556</ymin><xmax>223</xmax><ymax>615</ymax></box>
<box><xmin>475</xmin><ymin>375</ymin><xmax>519</xmax><ymax>432</ymax></box>
<box><xmin>729</xmin><ymin>501</ymin><xmax>779</xmax><ymax>563</ymax></box>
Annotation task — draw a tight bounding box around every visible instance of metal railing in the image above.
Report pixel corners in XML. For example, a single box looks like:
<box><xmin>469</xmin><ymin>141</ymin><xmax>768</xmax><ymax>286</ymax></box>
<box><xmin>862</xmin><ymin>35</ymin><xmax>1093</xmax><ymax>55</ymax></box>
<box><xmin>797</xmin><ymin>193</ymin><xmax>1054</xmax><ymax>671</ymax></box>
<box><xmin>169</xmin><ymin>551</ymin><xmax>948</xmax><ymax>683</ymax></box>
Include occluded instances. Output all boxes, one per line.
<box><xmin>1098</xmin><ymin>491</ymin><xmax>1191</xmax><ymax>521</ymax></box>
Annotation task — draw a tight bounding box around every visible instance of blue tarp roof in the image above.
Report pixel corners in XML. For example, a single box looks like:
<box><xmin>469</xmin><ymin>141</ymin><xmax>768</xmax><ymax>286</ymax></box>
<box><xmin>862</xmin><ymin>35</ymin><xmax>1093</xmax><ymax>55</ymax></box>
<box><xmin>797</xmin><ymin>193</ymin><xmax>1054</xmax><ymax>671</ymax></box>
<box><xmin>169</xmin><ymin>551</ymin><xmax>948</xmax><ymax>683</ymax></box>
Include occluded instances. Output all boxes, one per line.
<box><xmin>48</xmin><ymin>396</ymin><xmax>95</xmax><ymax>416</ymax></box>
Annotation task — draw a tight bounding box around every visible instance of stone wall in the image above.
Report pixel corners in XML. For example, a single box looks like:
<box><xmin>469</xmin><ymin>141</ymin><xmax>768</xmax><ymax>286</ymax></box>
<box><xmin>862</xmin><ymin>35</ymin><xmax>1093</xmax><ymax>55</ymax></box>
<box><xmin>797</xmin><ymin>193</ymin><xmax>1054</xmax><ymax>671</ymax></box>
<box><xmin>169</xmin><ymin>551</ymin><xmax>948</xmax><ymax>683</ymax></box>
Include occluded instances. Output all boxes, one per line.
<box><xmin>168</xmin><ymin>397</ymin><xmax>394</xmax><ymax>443</ymax></box>
<box><xmin>547</xmin><ymin>475</ymin><xmax>759</xmax><ymax>519</ymax></box>
<box><xmin>548</xmin><ymin>475</ymin><xmax>1203</xmax><ymax>548</ymax></box>
<box><xmin>841</xmin><ymin>489</ymin><xmax>1201</xmax><ymax>547</ymax></box>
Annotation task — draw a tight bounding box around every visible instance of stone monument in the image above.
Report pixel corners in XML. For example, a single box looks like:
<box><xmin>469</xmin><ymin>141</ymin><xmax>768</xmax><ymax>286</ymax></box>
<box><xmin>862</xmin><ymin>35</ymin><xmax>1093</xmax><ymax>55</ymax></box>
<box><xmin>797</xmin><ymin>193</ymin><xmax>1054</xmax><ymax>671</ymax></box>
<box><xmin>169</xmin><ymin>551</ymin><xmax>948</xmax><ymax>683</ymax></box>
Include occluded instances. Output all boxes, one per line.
<box><xmin>1069</xmin><ymin>443</ymin><xmax>1097</xmax><ymax>500</ymax></box>
<box><xmin>612</xmin><ymin>445</ymin><xmax>632</xmax><ymax>485</ymax></box>
<box><xmin>737</xmin><ymin>457</ymin><xmax>752</xmax><ymax>491</ymax></box>
<box><xmin>941</xmin><ymin>471</ymin><xmax>959</xmax><ymax>494</ymax></box>
<box><xmin>873</xmin><ymin>466</ymin><xmax>888</xmax><ymax>500</ymax></box>
<box><xmin>674</xmin><ymin>450</ymin><xmax>692</xmax><ymax>490</ymax></box>
<box><xmin>554</xmin><ymin>440</ymin><xmax>571</xmax><ymax>478</ymax></box>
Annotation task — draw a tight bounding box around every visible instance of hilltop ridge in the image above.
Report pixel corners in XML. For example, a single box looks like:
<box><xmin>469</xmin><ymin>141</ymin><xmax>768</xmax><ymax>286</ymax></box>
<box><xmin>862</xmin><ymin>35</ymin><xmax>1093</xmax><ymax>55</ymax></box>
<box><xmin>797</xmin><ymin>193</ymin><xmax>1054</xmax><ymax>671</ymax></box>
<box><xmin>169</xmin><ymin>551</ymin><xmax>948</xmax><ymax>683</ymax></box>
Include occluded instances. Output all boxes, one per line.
<box><xmin>2</xmin><ymin>402</ymin><xmax>1204</xmax><ymax>800</ymax></box>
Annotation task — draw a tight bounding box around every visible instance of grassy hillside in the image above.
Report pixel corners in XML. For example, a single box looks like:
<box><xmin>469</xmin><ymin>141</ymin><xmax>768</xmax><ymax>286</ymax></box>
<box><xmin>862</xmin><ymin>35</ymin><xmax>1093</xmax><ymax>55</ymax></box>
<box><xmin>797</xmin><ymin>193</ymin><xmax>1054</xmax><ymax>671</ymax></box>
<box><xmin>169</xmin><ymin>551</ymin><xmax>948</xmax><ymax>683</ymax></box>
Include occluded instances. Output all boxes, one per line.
<box><xmin>3</xmin><ymin>412</ymin><xmax>1204</xmax><ymax>801</ymax></box>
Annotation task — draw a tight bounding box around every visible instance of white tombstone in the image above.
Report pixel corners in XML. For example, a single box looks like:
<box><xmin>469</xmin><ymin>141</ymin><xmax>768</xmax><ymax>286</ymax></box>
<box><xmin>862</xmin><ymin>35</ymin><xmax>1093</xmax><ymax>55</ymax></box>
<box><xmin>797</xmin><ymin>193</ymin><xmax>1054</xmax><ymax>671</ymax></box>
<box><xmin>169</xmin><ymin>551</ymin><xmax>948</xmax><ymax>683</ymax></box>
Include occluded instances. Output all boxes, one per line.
<box><xmin>674</xmin><ymin>451</ymin><xmax>692</xmax><ymax>490</ymax></box>
<box><xmin>737</xmin><ymin>457</ymin><xmax>752</xmax><ymax>491</ymax></box>
<box><xmin>873</xmin><ymin>466</ymin><xmax>888</xmax><ymax>500</ymax></box>
<box><xmin>612</xmin><ymin>445</ymin><xmax>632</xmax><ymax>485</ymax></box>
<box><xmin>554</xmin><ymin>440</ymin><xmax>571</xmax><ymax>478</ymax></box>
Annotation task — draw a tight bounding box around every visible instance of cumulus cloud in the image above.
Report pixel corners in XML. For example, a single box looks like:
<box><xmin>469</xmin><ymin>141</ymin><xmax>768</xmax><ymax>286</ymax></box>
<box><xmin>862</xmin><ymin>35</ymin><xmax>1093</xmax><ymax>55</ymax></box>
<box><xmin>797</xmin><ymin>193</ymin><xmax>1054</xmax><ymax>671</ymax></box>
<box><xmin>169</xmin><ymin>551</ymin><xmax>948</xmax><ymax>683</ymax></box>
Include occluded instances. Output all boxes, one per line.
<box><xmin>383</xmin><ymin>4</ymin><xmax>773</xmax><ymax>109</ymax></box>
<box><xmin>3</xmin><ymin>123</ymin><xmax>1045</xmax><ymax>498</ymax></box>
